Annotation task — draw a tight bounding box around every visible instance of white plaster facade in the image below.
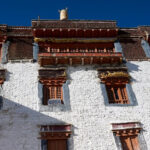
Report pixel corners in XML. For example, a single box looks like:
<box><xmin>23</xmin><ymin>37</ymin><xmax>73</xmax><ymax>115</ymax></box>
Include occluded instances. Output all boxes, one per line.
<box><xmin>0</xmin><ymin>61</ymin><xmax>150</xmax><ymax>150</ymax></box>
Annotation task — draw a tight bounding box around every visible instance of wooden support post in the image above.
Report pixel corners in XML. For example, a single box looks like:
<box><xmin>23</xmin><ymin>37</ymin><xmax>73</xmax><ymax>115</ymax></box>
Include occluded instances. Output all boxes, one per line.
<box><xmin>47</xmin><ymin>47</ymin><xmax>50</xmax><ymax>52</ymax></box>
<box><xmin>90</xmin><ymin>57</ymin><xmax>93</xmax><ymax>65</ymax></box>
<box><xmin>55</xmin><ymin>58</ymin><xmax>58</xmax><ymax>64</ymax></box>
<box><xmin>113</xmin><ymin>48</ymin><xmax>115</xmax><ymax>52</ymax></box>
<box><xmin>120</xmin><ymin>58</ymin><xmax>123</xmax><ymax>63</ymax></box>
<box><xmin>81</xmin><ymin>58</ymin><xmax>84</xmax><ymax>65</ymax></box>
<box><xmin>100</xmin><ymin>57</ymin><xmax>103</xmax><ymax>64</ymax></box>
<box><xmin>111</xmin><ymin>58</ymin><xmax>114</xmax><ymax>64</ymax></box>
<box><xmin>69</xmin><ymin>58</ymin><xmax>72</xmax><ymax>65</ymax></box>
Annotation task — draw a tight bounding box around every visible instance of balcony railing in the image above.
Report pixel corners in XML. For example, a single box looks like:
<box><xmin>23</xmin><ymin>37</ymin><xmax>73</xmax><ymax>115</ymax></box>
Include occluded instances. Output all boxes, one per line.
<box><xmin>38</xmin><ymin>47</ymin><xmax>122</xmax><ymax>66</ymax></box>
<box><xmin>40</xmin><ymin>47</ymin><xmax>115</xmax><ymax>53</ymax></box>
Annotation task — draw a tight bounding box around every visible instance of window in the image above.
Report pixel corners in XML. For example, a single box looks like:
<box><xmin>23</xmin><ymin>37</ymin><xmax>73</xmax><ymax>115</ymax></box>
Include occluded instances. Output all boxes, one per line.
<box><xmin>40</xmin><ymin>125</ymin><xmax>71</xmax><ymax>150</ymax></box>
<box><xmin>98</xmin><ymin>69</ymin><xmax>130</xmax><ymax>104</ymax></box>
<box><xmin>41</xmin><ymin>139</ymin><xmax>67</xmax><ymax>150</ymax></box>
<box><xmin>43</xmin><ymin>83</ymin><xmax>64</xmax><ymax>105</ymax></box>
<box><xmin>39</xmin><ymin>69</ymin><xmax>66</xmax><ymax>105</ymax></box>
<box><xmin>106</xmin><ymin>84</ymin><xmax>129</xmax><ymax>104</ymax></box>
<box><xmin>112</xmin><ymin>122</ymin><xmax>141</xmax><ymax>150</ymax></box>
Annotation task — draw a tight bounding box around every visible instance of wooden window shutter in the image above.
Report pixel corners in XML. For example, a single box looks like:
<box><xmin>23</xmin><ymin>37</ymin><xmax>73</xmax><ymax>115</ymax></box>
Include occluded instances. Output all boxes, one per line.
<box><xmin>130</xmin><ymin>136</ymin><xmax>140</xmax><ymax>150</ymax></box>
<box><xmin>120</xmin><ymin>136</ymin><xmax>132</xmax><ymax>150</ymax></box>
<box><xmin>120</xmin><ymin>136</ymin><xmax>140</xmax><ymax>150</ymax></box>
<box><xmin>120</xmin><ymin>87</ymin><xmax>126</xmax><ymax>99</ymax></box>
<box><xmin>50</xmin><ymin>86</ymin><xmax>55</xmax><ymax>99</ymax></box>
<box><xmin>112</xmin><ymin>123</ymin><xmax>141</xmax><ymax>150</ymax></box>
<box><xmin>106</xmin><ymin>86</ymin><xmax>115</xmax><ymax>103</ymax></box>
<box><xmin>43</xmin><ymin>85</ymin><xmax>50</xmax><ymax>105</ymax></box>
<box><xmin>56</xmin><ymin>86</ymin><xmax>62</xmax><ymax>99</ymax></box>
<box><xmin>48</xmin><ymin>140</ymin><xmax>67</xmax><ymax>150</ymax></box>
<box><xmin>49</xmin><ymin>86</ymin><xmax>62</xmax><ymax>100</ymax></box>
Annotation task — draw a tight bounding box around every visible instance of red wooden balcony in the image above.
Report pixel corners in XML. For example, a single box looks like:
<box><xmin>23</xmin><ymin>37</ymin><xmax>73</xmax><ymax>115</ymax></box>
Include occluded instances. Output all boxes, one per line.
<box><xmin>38</xmin><ymin>47</ymin><xmax>123</xmax><ymax>66</ymax></box>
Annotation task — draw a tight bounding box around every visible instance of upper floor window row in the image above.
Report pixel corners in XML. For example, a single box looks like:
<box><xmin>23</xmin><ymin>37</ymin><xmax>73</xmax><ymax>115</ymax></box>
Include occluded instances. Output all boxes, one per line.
<box><xmin>39</xmin><ymin>68</ymin><xmax>131</xmax><ymax>106</ymax></box>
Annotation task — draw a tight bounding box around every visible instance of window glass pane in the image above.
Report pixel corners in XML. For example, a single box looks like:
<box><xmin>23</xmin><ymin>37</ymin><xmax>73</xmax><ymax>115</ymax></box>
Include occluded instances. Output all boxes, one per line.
<box><xmin>56</xmin><ymin>86</ymin><xmax>62</xmax><ymax>99</ymax></box>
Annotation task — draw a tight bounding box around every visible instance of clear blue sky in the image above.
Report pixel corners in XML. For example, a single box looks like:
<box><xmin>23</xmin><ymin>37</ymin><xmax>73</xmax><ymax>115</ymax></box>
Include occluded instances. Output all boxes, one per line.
<box><xmin>0</xmin><ymin>0</ymin><xmax>150</xmax><ymax>27</ymax></box>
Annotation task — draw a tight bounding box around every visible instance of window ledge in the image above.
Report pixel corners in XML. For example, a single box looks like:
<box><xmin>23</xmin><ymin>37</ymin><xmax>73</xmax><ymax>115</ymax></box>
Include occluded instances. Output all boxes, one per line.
<box><xmin>38</xmin><ymin>103</ymin><xmax>66</xmax><ymax>112</ymax></box>
<box><xmin>106</xmin><ymin>103</ymin><xmax>137</xmax><ymax>107</ymax></box>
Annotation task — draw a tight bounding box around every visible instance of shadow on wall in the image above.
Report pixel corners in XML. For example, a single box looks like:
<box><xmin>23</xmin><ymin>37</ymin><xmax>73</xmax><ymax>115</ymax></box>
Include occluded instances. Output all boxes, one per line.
<box><xmin>0</xmin><ymin>97</ymin><xmax>75</xmax><ymax>150</ymax></box>
<box><xmin>5</xmin><ymin>70</ymin><xmax>12</xmax><ymax>82</ymax></box>
<box><xmin>138</xmin><ymin>130</ymin><xmax>148</xmax><ymax>150</ymax></box>
<box><xmin>126</xmin><ymin>61</ymin><xmax>142</xmax><ymax>82</ymax></box>
<box><xmin>126</xmin><ymin>62</ymin><xmax>141</xmax><ymax>73</ymax></box>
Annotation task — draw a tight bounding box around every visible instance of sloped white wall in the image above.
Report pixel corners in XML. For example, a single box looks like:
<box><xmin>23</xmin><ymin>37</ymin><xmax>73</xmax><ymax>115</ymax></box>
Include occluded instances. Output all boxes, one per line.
<box><xmin>0</xmin><ymin>61</ymin><xmax>149</xmax><ymax>150</ymax></box>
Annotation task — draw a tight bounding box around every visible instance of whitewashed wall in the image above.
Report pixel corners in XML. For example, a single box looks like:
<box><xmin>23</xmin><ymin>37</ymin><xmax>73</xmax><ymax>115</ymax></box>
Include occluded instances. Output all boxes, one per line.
<box><xmin>0</xmin><ymin>61</ymin><xmax>150</xmax><ymax>150</ymax></box>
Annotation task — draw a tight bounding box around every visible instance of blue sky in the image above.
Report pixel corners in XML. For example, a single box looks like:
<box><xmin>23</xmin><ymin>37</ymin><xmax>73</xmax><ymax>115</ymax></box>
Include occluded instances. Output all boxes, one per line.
<box><xmin>0</xmin><ymin>0</ymin><xmax>150</xmax><ymax>27</ymax></box>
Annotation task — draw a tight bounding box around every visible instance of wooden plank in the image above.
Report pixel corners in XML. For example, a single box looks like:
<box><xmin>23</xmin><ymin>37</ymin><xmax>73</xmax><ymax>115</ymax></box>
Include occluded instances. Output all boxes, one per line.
<box><xmin>58</xmin><ymin>140</ymin><xmax>67</xmax><ymax>150</ymax></box>
<box><xmin>48</xmin><ymin>140</ymin><xmax>67</xmax><ymax>150</ymax></box>
<box><xmin>48</xmin><ymin>140</ymin><xmax>56</xmax><ymax>150</ymax></box>
<box><xmin>43</xmin><ymin>85</ymin><xmax>49</xmax><ymax>105</ymax></box>
<box><xmin>120</xmin><ymin>136</ymin><xmax>132</xmax><ymax>150</ymax></box>
<box><xmin>131</xmin><ymin>136</ymin><xmax>140</xmax><ymax>150</ymax></box>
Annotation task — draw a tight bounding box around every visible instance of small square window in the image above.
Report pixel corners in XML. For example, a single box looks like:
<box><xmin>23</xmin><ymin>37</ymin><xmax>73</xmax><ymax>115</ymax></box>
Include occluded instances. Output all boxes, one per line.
<box><xmin>43</xmin><ymin>85</ymin><xmax>63</xmax><ymax>105</ymax></box>
<box><xmin>39</xmin><ymin>69</ymin><xmax>66</xmax><ymax>106</ymax></box>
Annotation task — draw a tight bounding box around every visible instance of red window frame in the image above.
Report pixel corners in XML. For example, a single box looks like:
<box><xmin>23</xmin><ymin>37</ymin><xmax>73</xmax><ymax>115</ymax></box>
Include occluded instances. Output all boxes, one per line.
<box><xmin>112</xmin><ymin>123</ymin><xmax>141</xmax><ymax>150</ymax></box>
<box><xmin>40</xmin><ymin>125</ymin><xmax>71</xmax><ymax>150</ymax></box>
<box><xmin>43</xmin><ymin>85</ymin><xmax>63</xmax><ymax>105</ymax></box>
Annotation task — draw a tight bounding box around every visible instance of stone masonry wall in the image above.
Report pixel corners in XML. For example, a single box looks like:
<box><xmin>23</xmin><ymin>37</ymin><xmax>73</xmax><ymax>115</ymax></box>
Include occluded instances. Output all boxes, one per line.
<box><xmin>0</xmin><ymin>61</ymin><xmax>150</xmax><ymax>150</ymax></box>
